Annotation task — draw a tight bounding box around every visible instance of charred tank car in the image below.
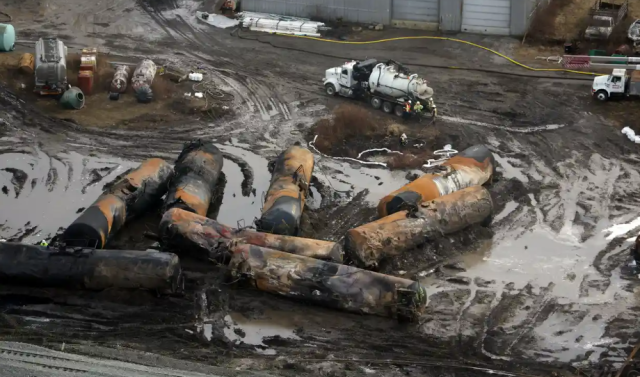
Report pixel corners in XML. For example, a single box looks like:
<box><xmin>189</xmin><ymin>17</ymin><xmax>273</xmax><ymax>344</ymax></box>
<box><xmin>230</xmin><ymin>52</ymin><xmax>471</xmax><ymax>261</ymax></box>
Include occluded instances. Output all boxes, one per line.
<box><xmin>256</xmin><ymin>145</ymin><xmax>314</xmax><ymax>236</ymax></box>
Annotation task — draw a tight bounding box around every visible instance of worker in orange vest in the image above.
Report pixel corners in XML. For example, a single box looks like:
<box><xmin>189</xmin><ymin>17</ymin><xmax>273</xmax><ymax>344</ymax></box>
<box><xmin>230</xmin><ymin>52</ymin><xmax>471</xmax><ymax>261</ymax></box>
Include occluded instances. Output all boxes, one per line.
<box><xmin>403</xmin><ymin>100</ymin><xmax>412</xmax><ymax>119</ymax></box>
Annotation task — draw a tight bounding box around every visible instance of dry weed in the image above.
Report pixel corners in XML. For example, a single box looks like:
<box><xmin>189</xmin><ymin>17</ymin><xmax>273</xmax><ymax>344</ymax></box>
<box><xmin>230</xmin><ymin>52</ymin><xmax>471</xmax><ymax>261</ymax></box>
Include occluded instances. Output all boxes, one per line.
<box><xmin>151</xmin><ymin>76</ymin><xmax>174</xmax><ymax>99</ymax></box>
<box><xmin>313</xmin><ymin>104</ymin><xmax>383</xmax><ymax>152</ymax></box>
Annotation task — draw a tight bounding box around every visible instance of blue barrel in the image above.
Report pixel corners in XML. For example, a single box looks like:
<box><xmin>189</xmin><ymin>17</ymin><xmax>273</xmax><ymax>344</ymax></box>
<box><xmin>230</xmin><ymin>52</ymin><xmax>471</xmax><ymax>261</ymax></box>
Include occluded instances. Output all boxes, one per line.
<box><xmin>0</xmin><ymin>24</ymin><xmax>15</xmax><ymax>52</ymax></box>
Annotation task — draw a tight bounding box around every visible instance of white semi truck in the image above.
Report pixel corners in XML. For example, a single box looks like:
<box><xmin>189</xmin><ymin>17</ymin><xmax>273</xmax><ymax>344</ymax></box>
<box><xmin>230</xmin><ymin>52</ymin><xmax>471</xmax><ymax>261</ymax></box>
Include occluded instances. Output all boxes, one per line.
<box><xmin>323</xmin><ymin>59</ymin><xmax>437</xmax><ymax>118</ymax></box>
<box><xmin>592</xmin><ymin>68</ymin><xmax>640</xmax><ymax>101</ymax></box>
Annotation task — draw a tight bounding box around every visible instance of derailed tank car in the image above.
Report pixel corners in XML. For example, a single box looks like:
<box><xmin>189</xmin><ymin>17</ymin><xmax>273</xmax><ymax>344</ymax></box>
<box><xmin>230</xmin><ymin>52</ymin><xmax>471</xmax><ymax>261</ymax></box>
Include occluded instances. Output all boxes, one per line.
<box><xmin>378</xmin><ymin>144</ymin><xmax>495</xmax><ymax>217</ymax></box>
<box><xmin>256</xmin><ymin>145</ymin><xmax>314</xmax><ymax>236</ymax></box>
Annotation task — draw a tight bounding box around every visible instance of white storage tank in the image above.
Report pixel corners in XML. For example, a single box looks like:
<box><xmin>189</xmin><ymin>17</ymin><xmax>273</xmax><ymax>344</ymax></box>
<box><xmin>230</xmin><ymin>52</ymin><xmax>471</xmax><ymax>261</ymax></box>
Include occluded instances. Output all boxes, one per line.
<box><xmin>0</xmin><ymin>23</ymin><xmax>15</xmax><ymax>52</ymax></box>
<box><xmin>368</xmin><ymin>62</ymin><xmax>433</xmax><ymax>100</ymax></box>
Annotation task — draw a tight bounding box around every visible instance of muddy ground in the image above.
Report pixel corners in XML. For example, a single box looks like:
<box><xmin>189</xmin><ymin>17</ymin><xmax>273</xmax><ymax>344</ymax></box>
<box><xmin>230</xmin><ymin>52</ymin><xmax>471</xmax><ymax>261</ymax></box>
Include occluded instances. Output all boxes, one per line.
<box><xmin>2</xmin><ymin>0</ymin><xmax>640</xmax><ymax>376</ymax></box>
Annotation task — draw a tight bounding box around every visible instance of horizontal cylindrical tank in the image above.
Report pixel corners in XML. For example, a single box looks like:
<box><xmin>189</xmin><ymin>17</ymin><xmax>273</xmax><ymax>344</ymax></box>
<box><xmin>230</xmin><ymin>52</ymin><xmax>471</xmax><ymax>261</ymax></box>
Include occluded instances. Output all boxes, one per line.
<box><xmin>378</xmin><ymin>144</ymin><xmax>495</xmax><ymax>218</ymax></box>
<box><xmin>110</xmin><ymin>65</ymin><xmax>130</xmax><ymax>94</ymax></box>
<box><xmin>256</xmin><ymin>145</ymin><xmax>314</xmax><ymax>236</ymax></box>
<box><xmin>0</xmin><ymin>24</ymin><xmax>15</xmax><ymax>52</ymax></box>
<box><xmin>63</xmin><ymin>158</ymin><xmax>173</xmax><ymax>248</ymax></box>
<box><xmin>163</xmin><ymin>140</ymin><xmax>223</xmax><ymax>217</ymax></box>
<box><xmin>346</xmin><ymin>186</ymin><xmax>494</xmax><ymax>268</ymax></box>
<box><xmin>229</xmin><ymin>244</ymin><xmax>427</xmax><ymax>322</ymax></box>
<box><xmin>159</xmin><ymin>207</ymin><xmax>343</xmax><ymax>262</ymax></box>
<box><xmin>60</xmin><ymin>87</ymin><xmax>85</xmax><ymax>109</ymax></box>
<box><xmin>19</xmin><ymin>53</ymin><xmax>34</xmax><ymax>75</ymax></box>
<box><xmin>368</xmin><ymin>62</ymin><xmax>433</xmax><ymax>100</ymax></box>
<box><xmin>0</xmin><ymin>242</ymin><xmax>183</xmax><ymax>293</ymax></box>
<box><xmin>132</xmin><ymin>59</ymin><xmax>157</xmax><ymax>103</ymax></box>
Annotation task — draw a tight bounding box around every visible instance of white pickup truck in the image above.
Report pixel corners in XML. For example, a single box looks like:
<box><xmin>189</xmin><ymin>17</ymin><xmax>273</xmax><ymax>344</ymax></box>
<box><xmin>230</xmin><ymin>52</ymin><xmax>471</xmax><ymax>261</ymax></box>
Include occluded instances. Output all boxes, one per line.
<box><xmin>592</xmin><ymin>68</ymin><xmax>640</xmax><ymax>101</ymax></box>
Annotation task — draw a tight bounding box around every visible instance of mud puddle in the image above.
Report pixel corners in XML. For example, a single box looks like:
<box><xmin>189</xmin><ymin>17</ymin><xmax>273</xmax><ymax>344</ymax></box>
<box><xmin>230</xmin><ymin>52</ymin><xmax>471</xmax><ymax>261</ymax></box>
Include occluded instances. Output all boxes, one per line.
<box><xmin>0</xmin><ymin>148</ymin><xmax>134</xmax><ymax>243</ymax></box>
<box><xmin>416</xmin><ymin>151</ymin><xmax>640</xmax><ymax>364</ymax></box>
<box><xmin>312</xmin><ymin>158</ymin><xmax>421</xmax><ymax>204</ymax></box>
<box><xmin>216</xmin><ymin>143</ymin><xmax>272</xmax><ymax>227</ymax></box>
<box><xmin>222</xmin><ymin>312</ymin><xmax>301</xmax><ymax>355</ymax></box>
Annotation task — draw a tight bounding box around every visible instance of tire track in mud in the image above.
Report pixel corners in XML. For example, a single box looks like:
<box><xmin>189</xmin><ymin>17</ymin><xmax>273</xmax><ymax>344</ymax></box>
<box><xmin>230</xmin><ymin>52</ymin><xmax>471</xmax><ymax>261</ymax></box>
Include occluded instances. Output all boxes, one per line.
<box><xmin>414</xmin><ymin>146</ymin><xmax>640</xmax><ymax>366</ymax></box>
<box><xmin>137</xmin><ymin>1</ymin><xmax>294</xmax><ymax>123</ymax></box>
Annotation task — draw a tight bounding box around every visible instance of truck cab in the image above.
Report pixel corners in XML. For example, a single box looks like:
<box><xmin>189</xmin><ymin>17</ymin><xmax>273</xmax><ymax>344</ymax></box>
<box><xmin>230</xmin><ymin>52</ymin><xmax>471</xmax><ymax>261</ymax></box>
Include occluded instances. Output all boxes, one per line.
<box><xmin>324</xmin><ymin>61</ymin><xmax>357</xmax><ymax>97</ymax></box>
<box><xmin>593</xmin><ymin>68</ymin><xmax>628</xmax><ymax>100</ymax></box>
<box><xmin>324</xmin><ymin>59</ymin><xmax>377</xmax><ymax>98</ymax></box>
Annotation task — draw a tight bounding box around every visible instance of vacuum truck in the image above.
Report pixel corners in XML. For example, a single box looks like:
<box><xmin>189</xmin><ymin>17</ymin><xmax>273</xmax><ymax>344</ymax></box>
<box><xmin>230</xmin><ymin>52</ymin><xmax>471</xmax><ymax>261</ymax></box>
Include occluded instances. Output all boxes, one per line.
<box><xmin>323</xmin><ymin>59</ymin><xmax>437</xmax><ymax>119</ymax></box>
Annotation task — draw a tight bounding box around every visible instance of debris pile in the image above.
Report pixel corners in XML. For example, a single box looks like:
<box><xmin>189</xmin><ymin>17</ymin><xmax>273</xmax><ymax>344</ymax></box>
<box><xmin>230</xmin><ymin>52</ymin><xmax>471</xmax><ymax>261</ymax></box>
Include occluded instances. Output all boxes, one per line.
<box><xmin>238</xmin><ymin>12</ymin><xmax>328</xmax><ymax>37</ymax></box>
<box><xmin>2</xmin><ymin>140</ymin><xmax>496</xmax><ymax>324</ymax></box>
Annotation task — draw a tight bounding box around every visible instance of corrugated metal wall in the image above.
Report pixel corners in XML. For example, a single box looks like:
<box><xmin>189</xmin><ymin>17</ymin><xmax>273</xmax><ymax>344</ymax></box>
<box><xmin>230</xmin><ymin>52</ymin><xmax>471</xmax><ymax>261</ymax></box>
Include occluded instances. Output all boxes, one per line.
<box><xmin>392</xmin><ymin>0</ymin><xmax>439</xmax><ymax>23</ymax></box>
<box><xmin>241</xmin><ymin>0</ymin><xmax>542</xmax><ymax>36</ymax></box>
<box><xmin>440</xmin><ymin>0</ymin><xmax>462</xmax><ymax>32</ymax></box>
<box><xmin>241</xmin><ymin>0</ymin><xmax>392</xmax><ymax>25</ymax></box>
<box><xmin>510</xmin><ymin>0</ymin><xmax>542</xmax><ymax>37</ymax></box>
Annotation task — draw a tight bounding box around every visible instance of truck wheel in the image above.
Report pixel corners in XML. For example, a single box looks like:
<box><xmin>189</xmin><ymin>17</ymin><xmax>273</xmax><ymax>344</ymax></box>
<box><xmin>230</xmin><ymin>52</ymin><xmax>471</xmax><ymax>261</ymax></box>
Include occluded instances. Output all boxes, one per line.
<box><xmin>394</xmin><ymin>105</ymin><xmax>405</xmax><ymax>117</ymax></box>
<box><xmin>370</xmin><ymin>97</ymin><xmax>382</xmax><ymax>109</ymax></box>
<box><xmin>325</xmin><ymin>84</ymin><xmax>337</xmax><ymax>96</ymax></box>
<box><xmin>382</xmin><ymin>101</ymin><xmax>394</xmax><ymax>113</ymax></box>
<box><xmin>594</xmin><ymin>90</ymin><xmax>608</xmax><ymax>101</ymax></box>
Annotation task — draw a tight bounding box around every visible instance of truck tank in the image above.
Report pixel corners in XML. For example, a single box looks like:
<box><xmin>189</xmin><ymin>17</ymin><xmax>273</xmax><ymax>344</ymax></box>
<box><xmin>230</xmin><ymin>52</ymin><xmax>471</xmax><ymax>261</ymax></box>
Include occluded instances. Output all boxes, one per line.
<box><xmin>131</xmin><ymin>59</ymin><xmax>156</xmax><ymax>103</ymax></box>
<box><xmin>368</xmin><ymin>62</ymin><xmax>434</xmax><ymax>100</ymax></box>
<box><xmin>34</xmin><ymin>38</ymin><xmax>68</xmax><ymax>95</ymax></box>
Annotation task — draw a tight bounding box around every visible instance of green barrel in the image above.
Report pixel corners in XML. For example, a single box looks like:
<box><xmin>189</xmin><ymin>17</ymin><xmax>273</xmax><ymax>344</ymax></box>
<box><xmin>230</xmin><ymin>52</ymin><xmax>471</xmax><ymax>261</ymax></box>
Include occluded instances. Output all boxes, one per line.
<box><xmin>0</xmin><ymin>24</ymin><xmax>15</xmax><ymax>52</ymax></box>
<box><xmin>60</xmin><ymin>87</ymin><xmax>85</xmax><ymax>110</ymax></box>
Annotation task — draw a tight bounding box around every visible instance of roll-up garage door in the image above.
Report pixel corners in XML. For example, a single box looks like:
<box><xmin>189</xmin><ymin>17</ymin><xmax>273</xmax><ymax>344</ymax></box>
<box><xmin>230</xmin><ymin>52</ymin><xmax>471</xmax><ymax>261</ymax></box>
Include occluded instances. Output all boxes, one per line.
<box><xmin>392</xmin><ymin>0</ymin><xmax>439</xmax><ymax>23</ymax></box>
<box><xmin>461</xmin><ymin>0</ymin><xmax>511</xmax><ymax>35</ymax></box>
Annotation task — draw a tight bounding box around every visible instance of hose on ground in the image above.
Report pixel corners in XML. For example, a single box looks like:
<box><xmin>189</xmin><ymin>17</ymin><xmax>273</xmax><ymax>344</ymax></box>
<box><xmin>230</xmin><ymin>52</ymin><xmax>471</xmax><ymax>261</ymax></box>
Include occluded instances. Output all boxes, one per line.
<box><xmin>232</xmin><ymin>29</ymin><xmax>596</xmax><ymax>81</ymax></box>
<box><xmin>191</xmin><ymin>80</ymin><xmax>235</xmax><ymax>121</ymax></box>
<box><xmin>277</xmin><ymin>34</ymin><xmax>599</xmax><ymax>76</ymax></box>
<box><xmin>0</xmin><ymin>12</ymin><xmax>11</xmax><ymax>23</ymax></box>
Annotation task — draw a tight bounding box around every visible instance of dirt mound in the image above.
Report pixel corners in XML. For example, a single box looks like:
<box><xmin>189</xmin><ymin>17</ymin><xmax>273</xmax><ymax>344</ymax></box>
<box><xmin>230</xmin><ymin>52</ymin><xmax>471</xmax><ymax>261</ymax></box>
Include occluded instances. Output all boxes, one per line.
<box><xmin>311</xmin><ymin>103</ymin><xmax>383</xmax><ymax>157</ymax></box>
<box><xmin>309</xmin><ymin>104</ymin><xmax>442</xmax><ymax>167</ymax></box>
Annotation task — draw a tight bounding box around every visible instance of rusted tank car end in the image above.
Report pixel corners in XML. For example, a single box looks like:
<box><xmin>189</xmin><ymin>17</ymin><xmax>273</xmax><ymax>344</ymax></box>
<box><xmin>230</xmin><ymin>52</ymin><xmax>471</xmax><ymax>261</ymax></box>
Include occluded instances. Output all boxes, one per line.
<box><xmin>62</xmin><ymin>194</ymin><xmax>126</xmax><ymax>249</ymax></box>
<box><xmin>347</xmin><ymin>186</ymin><xmax>494</xmax><ymax>268</ymax></box>
<box><xmin>122</xmin><ymin>158</ymin><xmax>173</xmax><ymax>215</ymax></box>
<box><xmin>159</xmin><ymin>208</ymin><xmax>344</xmax><ymax>262</ymax></box>
<box><xmin>0</xmin><ymin>242</ymin><xmax>184</xmax><ymax>294</ymax></box>
<box><xmin>257</xmin><ymin>145</ymin><xmax>315</xmax><ymax>236</ymax></box>
<box><xmin>229</xmin><ymin>244</ymin><xmax>427</xmax><ymax>322</ymax></box>
<box><xmin>163</xmin><ymin>140</ymin><xmax>224</xmax><ymax>217</ymax></box>
<box><xmin>377</xmin><ymin>144</ymin><xmax>495</xmax><ymax>217</ymax></box>
<box><xmin>62</xmin><ymin>158</ymin><xmax>172</xmax><ymax>249</ymax></box>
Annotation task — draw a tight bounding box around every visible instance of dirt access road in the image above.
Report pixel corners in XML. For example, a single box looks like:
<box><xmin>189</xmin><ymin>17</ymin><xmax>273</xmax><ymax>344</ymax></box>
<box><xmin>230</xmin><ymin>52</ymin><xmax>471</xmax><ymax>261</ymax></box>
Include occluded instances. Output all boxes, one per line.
<box><xmin>2</xmin><ymin>0</ymin><xmax>640</xmax><ymax>376</ymax></box>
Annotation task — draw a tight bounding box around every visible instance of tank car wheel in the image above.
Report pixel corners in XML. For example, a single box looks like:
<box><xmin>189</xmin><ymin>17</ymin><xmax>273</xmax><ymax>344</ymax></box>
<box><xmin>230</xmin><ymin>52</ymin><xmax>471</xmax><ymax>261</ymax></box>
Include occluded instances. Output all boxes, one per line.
<box><xmin>370</xmin><ymin>97</ymin><xmax>382</xmax><ymax>109</ymax></box>
<box><xmin>394</xmin><ymin>105</ymin><xmax>405</xmax><ymax>117</ymax></box>
<box><xmin>382</xmin><ymin>101</ymin><xmax>394</xmax><ymax>113</ymax></box>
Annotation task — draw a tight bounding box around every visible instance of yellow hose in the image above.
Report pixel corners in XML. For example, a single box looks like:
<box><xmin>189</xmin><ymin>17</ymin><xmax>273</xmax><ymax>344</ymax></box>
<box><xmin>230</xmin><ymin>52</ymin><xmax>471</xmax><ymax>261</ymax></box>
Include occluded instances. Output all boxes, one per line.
<box><xmin>278</xmin><ymin>34</ymin><xmax>601</xmax><ymax>77</ymax></box>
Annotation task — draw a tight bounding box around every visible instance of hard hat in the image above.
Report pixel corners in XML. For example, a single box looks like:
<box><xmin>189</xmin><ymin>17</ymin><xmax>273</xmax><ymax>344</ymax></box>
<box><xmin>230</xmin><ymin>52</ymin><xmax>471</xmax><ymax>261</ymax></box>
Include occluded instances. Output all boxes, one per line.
<box><xmin>408</xmin><ymin>100</ymin><xmax>412</xmax><ymax>103</ymax></box>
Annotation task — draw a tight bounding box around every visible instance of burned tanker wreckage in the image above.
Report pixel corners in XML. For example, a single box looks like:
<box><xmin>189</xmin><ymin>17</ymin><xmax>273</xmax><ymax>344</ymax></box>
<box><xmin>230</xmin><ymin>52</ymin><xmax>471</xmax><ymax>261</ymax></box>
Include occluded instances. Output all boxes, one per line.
<box><xmin>1</xmin><ymin>140</ymin><xmax>496</xmax><ymax>324</ymax></box>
